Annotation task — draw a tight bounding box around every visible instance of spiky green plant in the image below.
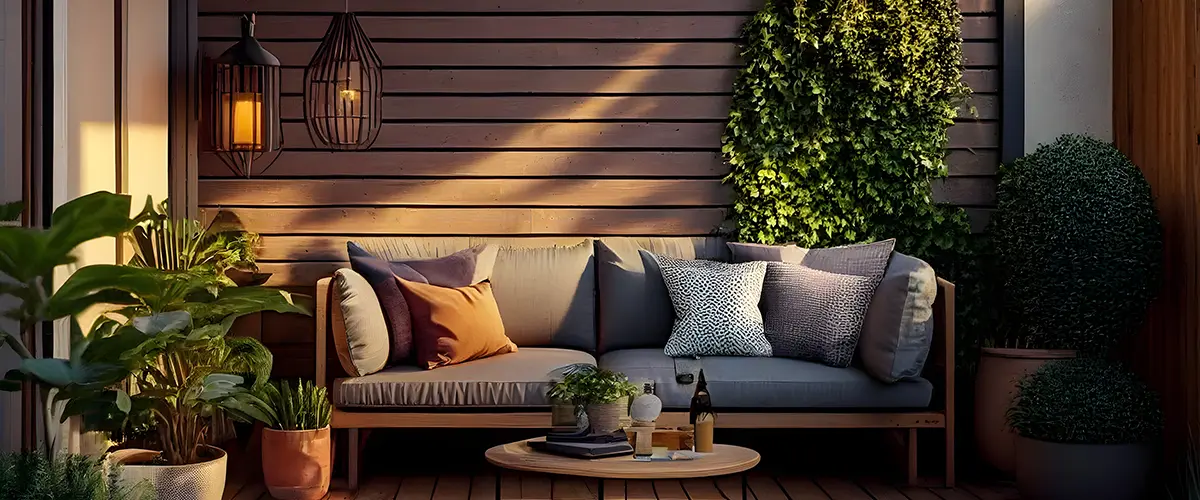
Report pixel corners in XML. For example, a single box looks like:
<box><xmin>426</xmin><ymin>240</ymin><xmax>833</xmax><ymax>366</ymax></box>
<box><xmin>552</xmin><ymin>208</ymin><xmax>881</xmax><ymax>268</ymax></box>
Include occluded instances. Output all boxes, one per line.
<box><xmin>125</xmin><ymin>198</ymin><xmax>259</xmax><ymax>287</ymax></box>
<box><xmin>255</xmin><ymin>379</ymin><xmax>331</xmax><ymax>431</ymax></box>
<box><xmin>0</xmin><ymin>452</ymin><xmax>152</xmax><ymax>500</ymax></box>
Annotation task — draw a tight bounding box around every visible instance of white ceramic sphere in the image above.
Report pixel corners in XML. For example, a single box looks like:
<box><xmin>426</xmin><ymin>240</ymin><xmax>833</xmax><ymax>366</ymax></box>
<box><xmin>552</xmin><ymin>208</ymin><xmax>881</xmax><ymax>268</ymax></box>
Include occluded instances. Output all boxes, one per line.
<box><xmin>630</xmin><ymin>393</ymin><xmax>663</xmax><ymax>423</ymax></box>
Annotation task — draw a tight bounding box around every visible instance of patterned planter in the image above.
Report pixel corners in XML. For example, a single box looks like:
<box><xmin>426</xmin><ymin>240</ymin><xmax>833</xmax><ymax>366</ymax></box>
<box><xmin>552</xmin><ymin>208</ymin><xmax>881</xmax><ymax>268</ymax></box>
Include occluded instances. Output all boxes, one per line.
<box><xmin>108</xmin><ymin>445</ymin><xmax>227</xmax><ymax>500</ymax></box>
<box><xmin>586</xmin><ymin>397</ymin><xmax>628</xmax><ymax>434</ymax></box>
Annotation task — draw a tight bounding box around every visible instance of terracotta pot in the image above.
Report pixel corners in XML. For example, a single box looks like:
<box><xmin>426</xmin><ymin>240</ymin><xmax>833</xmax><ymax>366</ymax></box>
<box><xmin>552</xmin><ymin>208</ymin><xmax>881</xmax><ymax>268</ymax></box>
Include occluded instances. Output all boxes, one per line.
<box><xmin>586</xmin><ymin>397</ymin><xmax>628</xmax><ymax>434</ymax></box>
<box><xmin>974</xmin><ymin>348</ymin><xmax>1076</xmax><ymax>474</ymax></box>
<box><xmin>108</xmin><ymin>445</ymin><xmax>227</xmax><ymax>500</ymax></box>
<box><xmin>262</xmin><ymin>426</ymin><xmax>332</xmax><ymax>500</ymax></box>
<box><xmin>1015</xmin><ymin>436</ymin><xmax>1153</xmax><ymax>500</ymax></box>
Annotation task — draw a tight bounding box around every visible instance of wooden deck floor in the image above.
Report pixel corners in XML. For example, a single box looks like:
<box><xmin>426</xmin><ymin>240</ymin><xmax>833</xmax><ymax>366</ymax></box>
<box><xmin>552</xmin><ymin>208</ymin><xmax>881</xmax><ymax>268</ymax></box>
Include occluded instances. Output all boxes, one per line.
<box><xmin>224</xmin><ymin>474</ymin><xmax>1021</xmax><ymax>500</ymax></box>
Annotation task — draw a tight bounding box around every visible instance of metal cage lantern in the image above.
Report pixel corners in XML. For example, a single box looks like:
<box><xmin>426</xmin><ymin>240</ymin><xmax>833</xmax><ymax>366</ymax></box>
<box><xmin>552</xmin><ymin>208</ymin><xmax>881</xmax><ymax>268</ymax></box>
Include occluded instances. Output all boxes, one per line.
<box><xmin>209</xmin><ymin>14</ymin><xmax>282</xmax><ymax>177</ymax></box>
<box><xmin>303</xmin><ymin>13</ymin><xmax>383</xmax><ymax>150</ymax></box>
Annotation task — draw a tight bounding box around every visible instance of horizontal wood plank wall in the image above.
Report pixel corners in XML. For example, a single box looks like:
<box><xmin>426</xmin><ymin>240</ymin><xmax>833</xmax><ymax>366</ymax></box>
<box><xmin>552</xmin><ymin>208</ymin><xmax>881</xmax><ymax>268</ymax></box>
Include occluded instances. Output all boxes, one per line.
<box><xmin>196</xmin><ymin>0</ymin><xmax>1003</xmax><ymax>378</ymax></box>
<box><xmin>1114</xmin><ymin>0</ymin><xmax>1200</xmax><ymax>453</ymax></box>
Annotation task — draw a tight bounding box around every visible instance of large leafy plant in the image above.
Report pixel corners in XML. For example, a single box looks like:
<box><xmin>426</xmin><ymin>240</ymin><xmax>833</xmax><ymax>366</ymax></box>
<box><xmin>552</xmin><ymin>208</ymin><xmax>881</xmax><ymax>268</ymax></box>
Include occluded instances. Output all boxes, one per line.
<box><xmin>989</xmin><ymin>135</ymin><xmax>1162</xmax><ymax>352</ymax></box>
<box><xmin>722</xmin><ymin>0</ymin><xmax>972</xmax><ymax>258</ymax></box>
<box><xmin>1006</xmin><ymin>357</ymin><xmax>1162</xmax><ymax>445</ymax></box>
<box><xmin>125</xmin><ymin>199</ymin><xmax>259</xmax><ymax>287</ymax></box>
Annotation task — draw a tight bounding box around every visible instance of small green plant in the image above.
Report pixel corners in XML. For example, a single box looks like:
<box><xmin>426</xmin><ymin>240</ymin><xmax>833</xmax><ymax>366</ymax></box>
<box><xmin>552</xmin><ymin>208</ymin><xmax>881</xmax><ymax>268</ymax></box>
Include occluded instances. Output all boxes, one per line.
<box><xmin>0</xmin><ymin>451</ymin><xmax>152</xmax><ymax>500</ymax></box>
<box><xmin>255</xmin><ymin>379</ymin><xmax>332</xmax><ymax>431</ymax></box>
<box><xmin>1007</xmin><ymin>358</ymin><xmax>1162</xmax><ymax>445</ymax></box>
<box><xmin>990</xmin><ymin>135</ymin><xmax>1163</xmax><ymax>353</ymax></box>
<box><xmin>1</xmin><ymin>201</ymin><xmax>20</xmax><ymax>222</ymax></box>
<box><xmin>548</xmin><ymin>365</ymin><xmax>639</xmax><ymax>406</ymax></box>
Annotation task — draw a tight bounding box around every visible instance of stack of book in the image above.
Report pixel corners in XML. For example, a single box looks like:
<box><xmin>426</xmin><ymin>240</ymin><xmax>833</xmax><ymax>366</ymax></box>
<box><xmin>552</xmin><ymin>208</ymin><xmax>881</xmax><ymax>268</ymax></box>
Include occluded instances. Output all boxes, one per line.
<box><xmin>528</xmin><ymin>428</ymin><xmax>634</xmax><ymax>458</ymax></box>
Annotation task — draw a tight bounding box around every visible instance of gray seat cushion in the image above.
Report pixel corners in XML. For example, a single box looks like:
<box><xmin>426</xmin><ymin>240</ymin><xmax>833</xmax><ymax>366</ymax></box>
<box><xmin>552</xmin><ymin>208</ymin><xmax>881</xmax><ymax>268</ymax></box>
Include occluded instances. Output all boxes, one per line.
<box><xmin>598</xmin><ymin>349</ymin><xmax>933</xmax><ymax>409</ymax></box>
<box><xmin>334</xmin><ymin>348</ymin><xmax>596</xmax><ymax>408</ymax></box>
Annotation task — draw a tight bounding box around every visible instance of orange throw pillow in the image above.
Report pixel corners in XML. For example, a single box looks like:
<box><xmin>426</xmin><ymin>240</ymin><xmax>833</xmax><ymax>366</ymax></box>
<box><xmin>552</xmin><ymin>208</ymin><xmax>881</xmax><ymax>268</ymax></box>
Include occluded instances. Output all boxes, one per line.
<box><xmin>395</xmin><ymin>277</ymin><xmax>517</xmax><ymax>369</ymax></box>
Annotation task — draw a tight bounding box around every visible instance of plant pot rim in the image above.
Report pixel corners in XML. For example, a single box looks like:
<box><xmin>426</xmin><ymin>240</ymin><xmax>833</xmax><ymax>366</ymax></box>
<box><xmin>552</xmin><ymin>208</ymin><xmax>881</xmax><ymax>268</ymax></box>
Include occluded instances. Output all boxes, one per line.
<box><xmin>981</xmin><ymin>347</ymin><xmax>1077</xmax><ymax>359</ymax></box>
<box><xmin>111</xmin><ymin>444</ymin><xmax>227</xmax><ymax>469</ymax></box>
<box><xmin>263</xmin><ymin>425</ymin><xmax>332</xmax><ymax>434</ymax></box>
<box><xmin>1018</xmin><ymin>435</ymin><xmax>1155</xmax><ymax>447</ymax></box>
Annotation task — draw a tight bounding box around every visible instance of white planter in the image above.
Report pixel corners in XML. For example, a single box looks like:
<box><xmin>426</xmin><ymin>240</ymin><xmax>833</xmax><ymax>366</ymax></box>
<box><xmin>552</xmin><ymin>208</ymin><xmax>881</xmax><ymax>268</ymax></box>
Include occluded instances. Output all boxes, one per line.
<box><xmin>108</xmin><ymin>445</ymin><xmax>228</xmax><ymax>500</ymax></box>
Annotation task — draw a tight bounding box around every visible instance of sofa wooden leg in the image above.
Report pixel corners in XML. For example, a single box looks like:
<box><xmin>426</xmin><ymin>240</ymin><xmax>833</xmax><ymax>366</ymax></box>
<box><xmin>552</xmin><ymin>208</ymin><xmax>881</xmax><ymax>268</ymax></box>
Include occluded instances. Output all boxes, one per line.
<box><xmin>944</xmin><ymin>424</ymin><xmax>956</xmax><ymax>488</ymax></box>
<box><xmin>905</xmin><ymin>429</ymin><xmax>919</xmax><ymax>486</ymax></box>
<box><xmin>348</xmin><ymin>428</ymin><xmax>360</xmax><ymax>491</ymax></box>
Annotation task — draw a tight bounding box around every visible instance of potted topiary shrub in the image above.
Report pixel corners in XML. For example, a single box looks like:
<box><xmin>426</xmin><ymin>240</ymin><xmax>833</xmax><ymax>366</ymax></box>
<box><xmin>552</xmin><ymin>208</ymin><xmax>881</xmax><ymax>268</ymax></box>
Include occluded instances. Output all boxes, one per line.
<box><xmin>1007</xmin><ymin>358</ymin><xmax>1161</xmax><ymax>500</ymax></box>
<box><xmin>547</xmin><ymin>365</ymin><xmax>639</xmax><ymax>434</ymax></box>
<box><xmin>978</xmin><ymin>134</ymin><xmax>1163</xmax><ymax>473</ymax></box>
<box><xmin>255</xmin><ymin>379</ymin><xmax>333</xmax><ymax>500</ymax></box>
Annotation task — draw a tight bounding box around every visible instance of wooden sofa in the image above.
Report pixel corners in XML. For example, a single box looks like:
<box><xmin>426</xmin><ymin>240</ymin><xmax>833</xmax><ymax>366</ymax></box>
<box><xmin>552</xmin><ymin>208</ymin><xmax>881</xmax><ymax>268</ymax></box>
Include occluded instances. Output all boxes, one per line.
<box><xmin>313</xmin><ymin>237</ymin><xmax>956</xmax><ymax>489</ymax></box>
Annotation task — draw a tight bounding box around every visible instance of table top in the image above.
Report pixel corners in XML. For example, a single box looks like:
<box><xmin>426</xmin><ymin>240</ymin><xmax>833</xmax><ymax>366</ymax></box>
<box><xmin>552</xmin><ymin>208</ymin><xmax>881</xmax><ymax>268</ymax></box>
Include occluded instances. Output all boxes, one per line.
<box><xmin>484</xmin><ymin>438</ymin><xmax>760</xmax><ymax>479</ymax></box>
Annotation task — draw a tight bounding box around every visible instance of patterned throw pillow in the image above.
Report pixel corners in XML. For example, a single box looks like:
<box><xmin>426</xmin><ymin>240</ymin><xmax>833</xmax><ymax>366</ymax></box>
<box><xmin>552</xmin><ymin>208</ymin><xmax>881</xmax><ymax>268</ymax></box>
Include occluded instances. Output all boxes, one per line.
<box><xmin>644</xmin><ymin>251</ymin><xmax>772</xmax><ymax>357</ymax></box>
<box><xmin>761</xmin><ymin>263</ymin><xmax>879</xmax><ymax>367</ymax></box>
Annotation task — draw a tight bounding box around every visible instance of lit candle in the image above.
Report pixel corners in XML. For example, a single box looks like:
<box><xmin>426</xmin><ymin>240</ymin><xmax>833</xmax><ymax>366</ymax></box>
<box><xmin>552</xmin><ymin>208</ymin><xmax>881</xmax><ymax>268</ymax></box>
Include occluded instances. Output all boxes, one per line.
<box><xmin>221</xmin><ymin>92</ymin><xmax>263</xmax><ymax>149</ymax></box>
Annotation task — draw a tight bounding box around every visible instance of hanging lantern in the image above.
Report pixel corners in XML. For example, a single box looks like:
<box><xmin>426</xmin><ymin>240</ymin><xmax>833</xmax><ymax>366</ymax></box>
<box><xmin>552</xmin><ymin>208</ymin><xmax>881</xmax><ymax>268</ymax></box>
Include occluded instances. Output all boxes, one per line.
<box><xmin>304</xmin><ymin>13</ymin><xmax>383</xmax><ymax>150</ymax></box>
<box><xmin>209</xmin><ymin>14</ymin><xmax>282</xmax><ymax>178</ymax></box>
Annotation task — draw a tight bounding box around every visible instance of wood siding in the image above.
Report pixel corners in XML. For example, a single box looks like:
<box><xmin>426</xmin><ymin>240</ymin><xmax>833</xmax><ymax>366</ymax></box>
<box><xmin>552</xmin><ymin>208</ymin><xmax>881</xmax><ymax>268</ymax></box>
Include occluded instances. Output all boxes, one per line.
<box><xmin>1114</xmin><ymin>0</ymin><xmax>1200</xmax><ymax>451</ymax></box>
<box><xmin>196</xmin><ymin>0</ymin><xmax>1003</xmax><ymax>378</ymax></box>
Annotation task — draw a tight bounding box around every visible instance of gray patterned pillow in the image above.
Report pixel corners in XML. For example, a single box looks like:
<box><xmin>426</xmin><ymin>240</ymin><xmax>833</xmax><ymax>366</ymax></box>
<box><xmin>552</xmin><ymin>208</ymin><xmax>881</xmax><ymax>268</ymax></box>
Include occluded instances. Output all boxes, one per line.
<box><xmin>762</xmin><ymin>263</ymin><xmax>878</xmax><ymax>367</ymax></box>
<box><xmin>644</xmin><ymin>251</ymin><xmax>772</xmax><ymax>357</ymax></box>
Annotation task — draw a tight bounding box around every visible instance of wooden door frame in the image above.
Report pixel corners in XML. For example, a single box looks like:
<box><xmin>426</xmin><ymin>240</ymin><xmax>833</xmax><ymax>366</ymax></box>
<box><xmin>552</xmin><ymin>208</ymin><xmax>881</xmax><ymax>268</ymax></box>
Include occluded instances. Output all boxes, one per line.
<box><xmin>167</xmin><ymin>0</ymin><xmax>199</xmax><ymax>220</ymax></box>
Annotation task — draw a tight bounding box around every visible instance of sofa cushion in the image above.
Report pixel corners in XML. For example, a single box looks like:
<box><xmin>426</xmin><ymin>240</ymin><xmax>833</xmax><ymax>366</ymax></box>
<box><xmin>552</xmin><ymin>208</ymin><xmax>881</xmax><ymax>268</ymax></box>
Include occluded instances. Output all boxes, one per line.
<box><xmin>349</xmin><ymin>237</ymin><xmax>596</xmax><ymax>351</ymax></box>
<box><xmin>397</xmin><ymin>279</ymin><xmax>516</xmax><ymax>370</ymax></box>
<box><xmin>333</xmin><ymin>348</ymin><xmax>596</xmax><ymax>408</ymax></box>
<box><xmin>331</xmin><ymin>269</ymin><xmax>390</xmax><ymax>377</ymax></box>
<box><xmin>761</xmin><ymin>263</ymin><xmax>879</xmax><ymax>367</ymax></box>
<box><xmin>348</xmin><ymin>242</ymin><xmax>498</xmax><ymax>363</ymax></box>
<box><xmin>595</xmin><ymin>237</ymin><xmax>730</xmax><ymax>353</ymax></box>
<box><xmin>598</xmin><ymin>349</ymin><xmax>933</xmax><ymax>409</ymax></box>
<box><xmin>858</xmin><ymin>253</ymin><xmax>938</xmax><ymax>382</ymax></box>
<box><xmin>647</xmin><ymin>252</ymin><xmax>772</xmax><ymax>357</ymax></box>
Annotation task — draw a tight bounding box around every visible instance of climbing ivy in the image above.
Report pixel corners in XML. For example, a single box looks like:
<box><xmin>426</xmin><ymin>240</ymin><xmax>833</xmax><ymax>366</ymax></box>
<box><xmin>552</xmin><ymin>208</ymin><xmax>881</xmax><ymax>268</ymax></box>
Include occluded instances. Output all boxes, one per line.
<box><xmin>723</xmin><ymin>0</ymin><xmax>973</xmax><ymax>262</ymax></box>
<box><xmin>723</xmin><ymin>0</ymin><xmax>993</xmax><ymax>370</ymax></box>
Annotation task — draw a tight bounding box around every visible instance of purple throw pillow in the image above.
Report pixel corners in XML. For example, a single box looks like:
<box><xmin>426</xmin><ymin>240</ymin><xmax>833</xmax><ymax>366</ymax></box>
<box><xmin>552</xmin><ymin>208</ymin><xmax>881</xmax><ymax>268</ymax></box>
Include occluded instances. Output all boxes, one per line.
<box><xmin>346</xmin><ymin>242</ymin><xmax>498</xmax><ymax>364</ymax></box>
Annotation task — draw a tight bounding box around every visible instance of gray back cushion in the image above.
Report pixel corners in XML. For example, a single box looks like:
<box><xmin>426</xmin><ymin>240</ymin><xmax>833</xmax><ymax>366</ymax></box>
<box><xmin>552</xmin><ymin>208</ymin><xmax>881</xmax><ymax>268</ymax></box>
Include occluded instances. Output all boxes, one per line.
<box><xmin>595</xmin><ymin>237</ymin><xmax>730</xmax><ymax>353</ymax></box>
<box><xmin>350</xmin><ymin>237</ymin><xmax>597</xmax><ymax>351</ymax></box>
<box><xmin>858</xmin><ymin>253</ymin><xmax>938</xmax><ymax>382</ymax></box>
<box><xmin>728</xmin><ymin>240</ymin><xmax>937</xmax><ymax>382</ymax></box>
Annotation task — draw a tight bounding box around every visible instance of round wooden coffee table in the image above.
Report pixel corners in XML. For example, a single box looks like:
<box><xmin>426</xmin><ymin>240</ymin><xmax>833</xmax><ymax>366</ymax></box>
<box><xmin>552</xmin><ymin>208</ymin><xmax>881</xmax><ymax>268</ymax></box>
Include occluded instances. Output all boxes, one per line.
<box><xmin>485</xmin><ymin>438</ymin><xmax>760</xmax><ymax>500</ymax></box>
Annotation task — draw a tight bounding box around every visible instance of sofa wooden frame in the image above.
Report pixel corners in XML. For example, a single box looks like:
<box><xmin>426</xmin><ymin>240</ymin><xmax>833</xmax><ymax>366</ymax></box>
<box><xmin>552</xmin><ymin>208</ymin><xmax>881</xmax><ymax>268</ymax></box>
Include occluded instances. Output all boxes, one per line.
<box><xmin>315</xmin><ymin>277</ymin><xmax>957</xmax><ymax>489</ymax></box>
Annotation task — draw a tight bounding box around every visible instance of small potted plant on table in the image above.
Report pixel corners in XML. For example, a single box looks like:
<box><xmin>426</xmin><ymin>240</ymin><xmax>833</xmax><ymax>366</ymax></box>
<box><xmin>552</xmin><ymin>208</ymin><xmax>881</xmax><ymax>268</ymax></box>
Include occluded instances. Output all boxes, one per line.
<box><xmin>548</xmin><ymin>365</ymin><xmax>639</xmax><ymax>434</ymax></box>
<box><xmin>1007</xmin><ymin>357</ymin><xmax>1161</xmax><ymax>500</ymax></box>
<box><xmin>256</xmin><ymin>379</ymin><xmax>333</xmax><ymax>500</ymax></box>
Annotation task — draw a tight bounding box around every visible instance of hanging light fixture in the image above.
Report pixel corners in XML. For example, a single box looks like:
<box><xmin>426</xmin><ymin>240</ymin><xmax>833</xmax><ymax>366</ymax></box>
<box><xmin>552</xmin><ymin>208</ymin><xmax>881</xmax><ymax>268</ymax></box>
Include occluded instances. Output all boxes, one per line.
<box><xmin>303</xmin><ymin>9</ymin><xmax>383</xmax><ymax>150</ymax></box>
<box><xmin>209</xmin><ymin>14</ymin><xmax>282</xmax><ymax>178</ymax></box>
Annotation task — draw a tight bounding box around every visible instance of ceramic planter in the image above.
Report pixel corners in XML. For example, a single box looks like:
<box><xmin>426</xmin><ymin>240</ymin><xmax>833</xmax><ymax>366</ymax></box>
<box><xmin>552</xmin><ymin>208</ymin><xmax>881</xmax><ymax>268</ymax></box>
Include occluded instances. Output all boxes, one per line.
<box><xmin>262</xmin><ymin>426</ymin><xmax>332</xmax><ymax>500</ymax></box>
<box><xmin>551</xmin><ymin>403</ymin><xmax>579</xmax><ymax>427</ymax></box>
<box><xmin>586</xmin><ymin>397</ymin><xmax>628</xmax><ymax>434</ymax></box>
<box><xmin>1015</xmin><ymin>436</ymin><xmax>1153</xmax><ymax>500</ymax></box>
<box><xmin>108</xmin><ymin>445</ymin><xmax>227</xmax><ymax>500</ymax></box>
<box><xmin>974</xmin><ymin>347</ymin><xmax>1075</xmax><ymax>473</ymax></box>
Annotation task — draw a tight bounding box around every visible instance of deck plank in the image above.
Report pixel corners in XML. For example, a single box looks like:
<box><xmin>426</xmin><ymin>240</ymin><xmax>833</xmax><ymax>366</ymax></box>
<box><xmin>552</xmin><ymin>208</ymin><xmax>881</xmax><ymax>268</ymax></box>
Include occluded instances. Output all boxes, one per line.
<box><xmin>500</xmin><ymin>473</ymin><xmax>522</xmax><ymax>500</ymax></box>
<box><xmin>715</xmin><ymin>476</ymin><xmax>748</xmax><ymax>500</ymax></box>
<box><xmin>602</xmin><ymin>480</ymin><xmax>626</xmax><ymax>500</ymax></box>
<box><xmin>553</xmin><ymin>477</ymin><xmax>596</xmax><ymax>500</ymax></box>
<box><xmin>432</xmin><ymin>475</ymin><xmax>472</xmax><ymax>500</ymax></box>
<box><xmin>815</xmin><ymin>478</ymin><xmax>870</xmax><ymax>500</ymax></box>
<box><xmin>931</xmin><ymin>487</ymin><xmax>982</xmax><ymax>500</ymax></box>
<box><xmin>747</xmin><ymin>475</ymin><xmax>789</xmax><ymax>500</ymax></box>
<box><xmin>626</xmin><ymin>480</ymin><xmax>657</xmax><ymax>500</ymax></box>
<box><xmin>962</xmin><ymin>482</ymin><xmax>1021</xmax><ymax>500</ymax></box>
<box><xmin>470</xmin><ymin>475</ymin><xmax>497</xmax><ymax>500</ymax></box>
<box><xmin>397</xmin><ymin>476</ymin><xmax>438</xmax><ymax>500</ymax></box>
<box><xmin>681</xmin><ymin>479</ymin><xmax>725</xmax><ymax>500</ymax></box>
<box><xmin>899</xmin><ymin>486</ymin><xmax>943</xmax><ymax>500</ymax></box>
<box><xmin>776</xmin><ymin>477</ymin><xmax>831</xmax><ymax>500</ymax></box>
<box><xmin>652</xmin><ymin>480</ymin><xmax>688</xmax><ymax>500</ymax></box>
<box><xmin>230</xmin><ymin>483</ymin><xmax>266</xmax><ymax>500</ymax></box>
<box><xmin>523</xmin><ymin>475</ymin><xmax>554</xmax><ymax>500</ymax></box>
<box><xmin>855</xmin><ymin>479</ymin><xmax>909</xmax><ymax>500</ymax></box>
